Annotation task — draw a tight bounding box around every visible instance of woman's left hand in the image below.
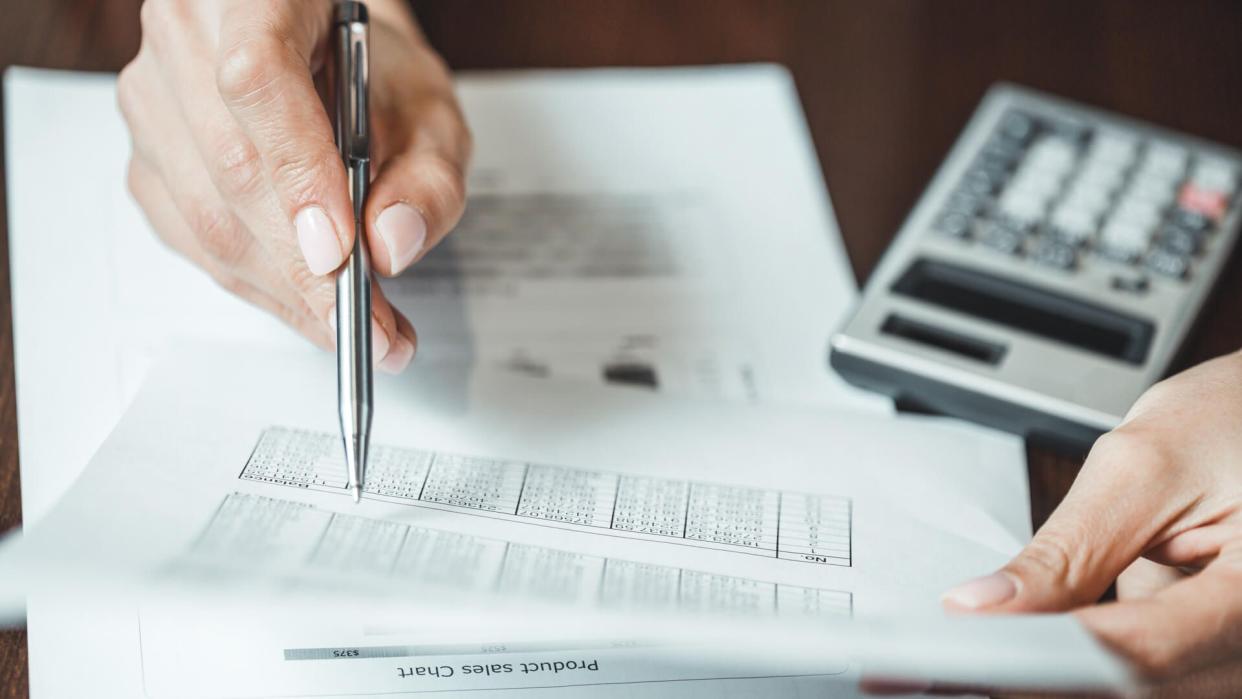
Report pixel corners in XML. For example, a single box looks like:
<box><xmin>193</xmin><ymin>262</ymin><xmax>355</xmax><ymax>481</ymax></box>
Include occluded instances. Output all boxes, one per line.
<box><xmin>939</xmin><ymin>350</ymin><xmax>1242</xmax><ymax>694</ymax></box>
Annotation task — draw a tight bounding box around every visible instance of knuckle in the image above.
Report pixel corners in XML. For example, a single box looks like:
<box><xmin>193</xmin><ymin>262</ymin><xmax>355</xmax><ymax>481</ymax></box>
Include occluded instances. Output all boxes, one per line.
<box><xmin>216</xmin><ymin>37</ymin><xmax>283</xmax><ymax>105</ymax></box>
<box><xmin>188</xmin><ymin>205</ymin><xmax>249</xmax><ymax>267</ymax></box>
<box><xmin>421</xmin><ymin>96</ymin><xmax>475</xmax><ymax>166</ymax></box>
<box><xmin>124</xmin><ymin>159</ymin><xmax>152</xmax><ymax>205</ymax></box>
<box><xmin>1015</xmin><ymin>534</ymin><xmax>1077</xmax><ymax>587</ymax></box>
<box><xmin>138</xmin><ymin>0</ymin><xmax>165</xmax><ymax>37</ymax></box>
<box><xmin>124</xmin><ymin>159</ymin><xmax>142</xmax><ymax>198</ymax></box>
<box><xmin>212</xmin><ymin>140</ymin><xmax>265</xmax><ymax>198</ymax></box>
<box><xmin>269</xmin><ymin>146</ymin><xmax>340</xmax><ymax>210</ymax></box>
<box><xmin>1089</xmin><ymin>427</ymin><xmax>1170</xmax><ymax>479</ymax></box>
<box><xmin>420</xmin><ymin>153</ymin><xmax>468</xmax><ymax>218</ymax></box>
<box><xmin>138</xmin><ymin>0</ymin><xmax>190</xmax><ymax>53</ymax></box>
<box><xmin>115</xmin><ymin>62</ymin><xmax>143</xmax><ymax>126</ymax></box>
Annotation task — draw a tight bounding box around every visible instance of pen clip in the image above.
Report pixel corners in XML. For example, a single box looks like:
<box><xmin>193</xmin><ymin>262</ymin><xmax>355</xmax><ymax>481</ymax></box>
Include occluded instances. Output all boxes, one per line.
<box><xmin>333</xmin><ymin>2</ymin><xmax>370</xmax><ymax>167</ymax></box>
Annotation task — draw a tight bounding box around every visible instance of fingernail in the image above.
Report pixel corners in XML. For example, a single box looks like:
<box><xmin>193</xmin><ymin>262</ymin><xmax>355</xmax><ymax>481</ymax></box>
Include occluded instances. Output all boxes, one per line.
<box><xmin>378</xmin><ymin>334</ymin><xmax>414</xmax><ymax>374</ymax></box>
<box><xmin>370</xmin><ymin>318</ymin><xmax>390</xmax><ymax>365</ymax></box>
<box><xmin>941</xmin><ymin>572</ymin><xmax>1016</xmax><ymax>611</ymax></box>
<box><xmin>295</xmin><ymin>206</ymin><xmax>344</xmax><ymax>275</ymax></box>
<box><xmin>375</xmin><ymin>203</ymin><xmax>427</xmax><ymax>273</ymax></box>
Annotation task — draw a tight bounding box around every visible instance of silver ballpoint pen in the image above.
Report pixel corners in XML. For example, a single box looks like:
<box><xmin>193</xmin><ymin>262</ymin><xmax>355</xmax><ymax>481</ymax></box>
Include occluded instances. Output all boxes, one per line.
<box><xmin>333</xmin><ymin>1</ymin><xmax>372</xmax><ymax>504</ymax></box>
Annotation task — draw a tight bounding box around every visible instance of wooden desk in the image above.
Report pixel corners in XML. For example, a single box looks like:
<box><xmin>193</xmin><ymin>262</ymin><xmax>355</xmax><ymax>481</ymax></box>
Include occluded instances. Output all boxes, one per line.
<box><xmin>3</xmin><ymin>1</ymin><xmax>1241</xmax><ymax>695</ymax></box>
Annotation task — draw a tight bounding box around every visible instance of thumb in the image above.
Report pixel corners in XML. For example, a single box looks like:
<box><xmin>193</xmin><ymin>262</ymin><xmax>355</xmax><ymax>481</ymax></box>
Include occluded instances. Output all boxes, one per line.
<box><xmin>364</xmin><ymin>99</ymin><xmax>471</xmax><ymax>277</ymax></box>
<box><xmin>941</xmin><ymin>429</ymin><xmax>1186</xmax><ymax>613</ymax></box>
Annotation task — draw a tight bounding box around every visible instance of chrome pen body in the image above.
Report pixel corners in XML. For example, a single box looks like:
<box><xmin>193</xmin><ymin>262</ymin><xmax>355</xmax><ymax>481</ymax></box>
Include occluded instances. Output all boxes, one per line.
<box><xmin>333</xmin><ymin>2</ymin><xmax>372</xmax><ymax>503</ymax></box>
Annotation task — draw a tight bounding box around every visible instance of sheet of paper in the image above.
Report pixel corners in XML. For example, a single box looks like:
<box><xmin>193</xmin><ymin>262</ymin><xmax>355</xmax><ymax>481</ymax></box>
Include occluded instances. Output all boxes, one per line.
<box><xmin>4</xmin><ymin>64</ymin><xmax>888</xmax><ymax>531</ymax></box>
<box><xmin>0</xmin><ymin>345</ymin><xmax>1127</xmax><ymax>695</ymax></box>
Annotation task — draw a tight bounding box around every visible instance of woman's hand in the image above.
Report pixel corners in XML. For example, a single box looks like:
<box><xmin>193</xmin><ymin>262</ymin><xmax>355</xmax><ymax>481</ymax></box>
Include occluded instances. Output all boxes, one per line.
<box><xmin>118</xmin><ymin>0</ymin><xmax>470</xmax><ymax>372</ymax></box>
<box><xmin>942</xmin><ymin>350</ymin><xmax>1242</xmax><ymax>691</ymax></box>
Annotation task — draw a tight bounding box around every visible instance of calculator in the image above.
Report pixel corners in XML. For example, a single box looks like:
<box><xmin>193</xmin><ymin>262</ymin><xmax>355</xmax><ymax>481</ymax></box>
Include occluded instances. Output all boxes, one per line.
<box><xmin>830</xmin><ymin>84</ymin><xmax>1242</xmax><ymax>450</ymax></box>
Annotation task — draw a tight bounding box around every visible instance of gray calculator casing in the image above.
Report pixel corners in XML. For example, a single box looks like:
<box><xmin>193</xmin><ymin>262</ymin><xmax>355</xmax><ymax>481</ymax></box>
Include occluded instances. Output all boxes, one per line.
<box><xmin>830</xmin><ymin>84</ymin><xmax>1242</xmax><ymax>451</ymax></box>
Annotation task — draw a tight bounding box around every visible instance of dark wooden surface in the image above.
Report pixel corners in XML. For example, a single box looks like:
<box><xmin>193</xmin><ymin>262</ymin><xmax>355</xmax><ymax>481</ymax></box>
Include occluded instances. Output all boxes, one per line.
<box><xmin>3</xmin><ymin>1</ymin><xmax>1242</xmax><ymax>696</ymax></box>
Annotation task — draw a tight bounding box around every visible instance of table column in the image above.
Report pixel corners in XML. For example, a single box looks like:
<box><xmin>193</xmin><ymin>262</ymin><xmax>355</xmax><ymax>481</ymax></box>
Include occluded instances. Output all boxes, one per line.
<box><xmin>495</xmin><ymin>544</ymin><xmax>606</xmax><ymax>603</ymax></box>
<box><xmin>242</xmin><ymin>427</ymin><xmax>343</xmax><ymax>489</ymax></box>
<box><xmin>599</xmin><ymin>559</ymin><xmax>681</xmax><ymax>610</ymax></box>
<box><xmin>515</xmin><ymin>464</ymin><xmax>617</xmax><ymax>526</ymax></box>
<box><xmin>192</xmin><ymin>493</ymin><xmax>334</xmax><ymax>567</ymax></box>
<box><xmin>684</xmin><ymin>483</ymin><xmax>779</xmax><ymax>553</ymax></box>
<box><xmin>391</xmin><ymin>528</ymin><xmax>509</xmax><ymax>592</ymax></box>
<box><xmin>362</xmin><ymin>445</ymin><xmax>434</xmax><ymax>500</ymax></box>
<box><xmin>419</xmin><ymin>454</ymin><xmax>526</xmax><ymax>513</ymax></box>
<box><xmin>776</xmin><ymin>585</ymin><xmax>853</xmax><ymax>617</ymax></box>
<box><xmin>678</xmin><ymin>570</ymin><xmax>776</xmax><ymax>614</ymax></box>
<box><xmin>611</xmin><ymin>475</ymin><xmax>689</xmax><ymax>537</ymax></box>
<box><xmin>308</xmin><ymin>512</ymin><xmax>408</xmax><ymax>574</ymax></box>
<box><xmin>777</xmin><ymin>494</ymin><xmax>851</xmax><ymax>565</ymax></box>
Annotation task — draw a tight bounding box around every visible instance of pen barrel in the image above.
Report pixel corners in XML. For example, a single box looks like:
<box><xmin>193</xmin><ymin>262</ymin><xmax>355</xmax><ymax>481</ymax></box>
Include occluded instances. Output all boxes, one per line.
<box><xmin>333</xmin><ymin>2</ymin><xmax>372</xmax><ymax>492</ymax></box>
<box><xmin>337</xmin><ymin>159</ymin><xmax>373</xmax><ymax>487</ymax></box>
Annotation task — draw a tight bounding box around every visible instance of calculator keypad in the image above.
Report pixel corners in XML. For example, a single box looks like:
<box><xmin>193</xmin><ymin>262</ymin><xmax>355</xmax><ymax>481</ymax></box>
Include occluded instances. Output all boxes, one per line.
<box><xmin>933</xmin><ymin>110</ymin><xmax>1237</xmax><ymax>284</ymax></box>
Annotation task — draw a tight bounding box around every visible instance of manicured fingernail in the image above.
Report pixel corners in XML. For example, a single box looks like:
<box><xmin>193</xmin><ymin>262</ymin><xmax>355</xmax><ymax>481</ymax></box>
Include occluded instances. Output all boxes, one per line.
<box><xmin>370</xmin><ymin>318</ymin><xmax>390</xmax><ymax>365</ymax></box>
<box><xmin>941</xmin><ymin>572</ymin><xmax>1016</xmax><ymax>611</ymax></box>
<box><xmin>295</xmin><ymin>206</ymin><xmax>344</xmax><ymax>275</ymax></box>
<box><xmin>378</xmin><ymin>334</ymin><xmax>414</xmax><ymax>374</ymax></box>
<box><xmin>375</xmin><ymin>203</ymin><xmax>427</xmax><ymax>273</ymax></box>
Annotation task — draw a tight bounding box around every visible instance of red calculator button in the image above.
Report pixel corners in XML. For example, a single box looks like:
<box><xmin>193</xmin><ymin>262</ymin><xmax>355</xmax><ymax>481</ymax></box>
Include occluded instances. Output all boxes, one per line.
<box><xmin>1178</xmin><ymin>183</ymin><xmax>1229</xmax><ymax>221</ymax></box>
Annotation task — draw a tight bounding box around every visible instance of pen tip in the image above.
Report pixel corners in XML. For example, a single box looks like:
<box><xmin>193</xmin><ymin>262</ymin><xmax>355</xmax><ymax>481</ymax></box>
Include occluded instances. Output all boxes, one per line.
<box><xmin>351</xmin><ymin>485</ymin><xmax>361</xmax><ymax>504</ymax></box>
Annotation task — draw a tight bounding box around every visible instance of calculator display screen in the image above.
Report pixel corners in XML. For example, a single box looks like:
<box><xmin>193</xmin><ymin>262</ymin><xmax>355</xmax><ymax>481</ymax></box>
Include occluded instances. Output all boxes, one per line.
<box><xmin>892</xmin><ymin>259</ymin><xmax>1154</xmax><ymax>364</ymax></box>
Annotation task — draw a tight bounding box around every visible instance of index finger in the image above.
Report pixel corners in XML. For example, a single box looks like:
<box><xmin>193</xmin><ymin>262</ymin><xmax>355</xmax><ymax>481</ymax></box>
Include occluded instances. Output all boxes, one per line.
<box><xmin>215</xmin><ymin>0</ymin><xmax>351</xmax><ymax>276</ymax></box>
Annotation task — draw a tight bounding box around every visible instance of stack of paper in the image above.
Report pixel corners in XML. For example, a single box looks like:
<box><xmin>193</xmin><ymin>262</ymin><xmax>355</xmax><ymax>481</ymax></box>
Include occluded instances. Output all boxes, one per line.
<box><xmin>1</xmin><ymin>65</ymin><xmax>1129</xmax><ymax>696</ymax></box>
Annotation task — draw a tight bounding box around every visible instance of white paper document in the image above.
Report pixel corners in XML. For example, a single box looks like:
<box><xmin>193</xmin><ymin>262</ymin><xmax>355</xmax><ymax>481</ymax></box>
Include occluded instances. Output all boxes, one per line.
<box><xmin>0</xmin><ymin>346</ymin><xmax>1128</xmax><ymax>696</ymax></box>
<box><xmin>4</xmin><ymin>64</ymin><xmax>887</xmax><ymax>529</ymax></box>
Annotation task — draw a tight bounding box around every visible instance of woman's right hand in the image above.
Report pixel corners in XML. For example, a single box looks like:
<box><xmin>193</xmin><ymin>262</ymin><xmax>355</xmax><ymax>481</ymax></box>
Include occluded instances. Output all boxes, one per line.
<box><xmin>119</xmin><ymin>0</ymin><xmax>471</xmax><ymax>372</ymax></box>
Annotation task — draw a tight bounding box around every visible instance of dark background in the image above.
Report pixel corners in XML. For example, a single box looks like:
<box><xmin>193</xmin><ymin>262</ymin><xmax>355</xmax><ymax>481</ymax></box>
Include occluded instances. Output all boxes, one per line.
<box><xmin>2</xmin><ymin>1</ymin><xmax>1242</xmax><ymax>695</ymax></box>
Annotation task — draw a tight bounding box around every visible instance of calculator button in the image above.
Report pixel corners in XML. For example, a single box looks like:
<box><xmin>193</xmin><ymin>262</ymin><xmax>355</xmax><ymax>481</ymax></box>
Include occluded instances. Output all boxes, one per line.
<box><xmin>1191</xmin><ymin>158</ymin><xmax>1237</xmax><ymax>195</ymax></box>
<box><xmin>935</xmin><ymin>212</ymin><xmax>972</xmax><ymax>239</ymax></box>
<box><xmin>1178</xmin><ymin>183</ymin><xmax>1229</xmax><ymax>221</ymax></box>
<box><xmin>1155</xmin><ymin>225</ymin><xmax>1203</xmax><ymax>256</ymax></box>
<box><xmin>1146</xmin><ymin>249</ymin><xmax>1190</xmax><ymax>279</ymax></box>
<box><xmin>1075</xmin><ymin>163</ymin><xmax>1125</xmax><ymax>196</ymax></box>
<box><xmin>1088</xmin><ymin>132</ymin><xmax>1138</xmax><ymax>166</ymax></box>
<box><xmin>1110</xmin><ymin>274</ymin><xmax>1150</xmax><ymax>294</ymax></box>
<box><xmin>945</xmin><ymin>191</ymin><xmax>984</xmax><ymax>216</ymax></box>
<box><xmin>998</xmin><ymin>189</ymin><xmax>1046</xmax><ymax>227</ymax></box>
<box><xmin>980</xmin><ymin>138</ymin><xmax>1024</xmax><ymax>169</ymax></box>
<box><xmin>1170</xmin><ymin>208</ymin><xmax>1212</xmax><ymax>234</ymax></box>
<box><xmin>962</xmin><ymin>166</ymin><xmax>1005</xmax><ymax>196</ymax></box>
<box><xmin>1112</xmin><ymin>197</ymin><xmax>1162</xmax><ymax>231</ymax></box>
<box><xmin>1048</xmin><ymin>120</ymin><xmax>1090</xmax><ymax>145</ymax></box>
<box><xmin>1100</xmin><ymin>220</ymin><xmax>1149</xmax><ymax>261</ymax></box>
<box><xmin>1030</xmin><ymin>239</ymin><xmax>1077</xmax><ymax>270</ymax></box>
<box><xmin>1144</xmin><ymin>141</ymin><xmax>1189</xmax><ymax>178</ymax></box>
<box><xmin>1133</xmin><ymin>162</ymin><xmax>1183</xmax><ymax>191</ymax></box>
<box><xmin>1006</xmin><ymin>174</ymin><xmax>1061</xmax><ymax>205</ymax></box>
<box><xmin>1049</xmin><ymin>204</ymin><xmax>1097</xmax><ymax>243</ymax></box>
<box><xmin>1127</xmin><ymin>175</ymin><xmax>1176</xmax><ymax>209</ymax></box>
<box><xmin>1026</xmin><ymin>138</ymin><xmax>1077</xmax><ymax>173</ymax></box>
<box><xmin>999</xmin><ymin>112</ymin><xmax>1035</xmax><ymax>144</ymax></box>
<box><xmin>981</xmin><ymin>222</ymin><xmax>1026</xmax><ymax>255</ymax></box>
<box><xmin>1062</xmin><ymin>187</ymin><xmax>1112</xmax><ymax>218</ymax></box>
